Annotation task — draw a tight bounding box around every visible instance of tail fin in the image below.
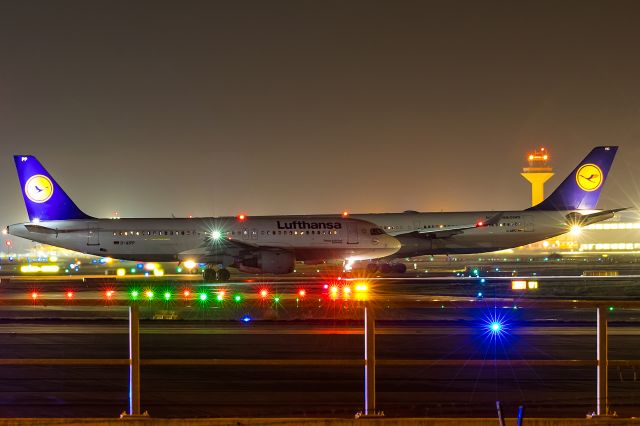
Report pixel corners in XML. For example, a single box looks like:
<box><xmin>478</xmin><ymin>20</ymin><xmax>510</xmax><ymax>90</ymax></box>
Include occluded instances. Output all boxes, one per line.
<box><xmin>13</xmin><ymin>155</ymin><xmax>92</xmax><ymax>221</ymax></box>
<box><xmin>528</xmin><ymin>146</ymin><xmax>618</xmax><ymax>211</ymax></box>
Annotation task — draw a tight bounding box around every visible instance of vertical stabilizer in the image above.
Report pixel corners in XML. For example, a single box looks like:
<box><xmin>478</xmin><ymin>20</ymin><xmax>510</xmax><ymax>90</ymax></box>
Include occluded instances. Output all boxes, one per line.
<box><xmin>528</xmin><ymin>146</ymin><xmax>617</xmax><ymax>211</ymax></box>
<box><xmin>13</xmin><ymin>155</ymin><xmax>92</xmax><ymax>221</ymax></box>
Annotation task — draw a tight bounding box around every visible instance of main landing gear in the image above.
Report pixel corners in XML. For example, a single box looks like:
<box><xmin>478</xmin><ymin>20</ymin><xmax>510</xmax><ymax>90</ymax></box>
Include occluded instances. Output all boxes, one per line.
<box><xmin>203</xmin><ymin>267</ymin><xmax>231</xmax><ymax>282</ymax></box>
<box><xmin>366</xmin><ymin>262</ymin><xmax>407</xmax><ymax>274</ymax></box>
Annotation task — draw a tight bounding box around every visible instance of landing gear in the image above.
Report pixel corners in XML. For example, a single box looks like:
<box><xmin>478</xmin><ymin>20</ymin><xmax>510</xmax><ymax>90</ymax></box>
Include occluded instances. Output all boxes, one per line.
<box><xmin>203</xmin><ymin>268</ymin><xmax>217</xmax><ymax>282</ymax></box>
<box><xmin>364</xmin><ymin>262</ymin><xmax>407</xmax><ymax>275</ymax></box>
<box><xmin>202</xmin><ymin>267</ymin><xmax>231</xmax><ymax>282</ymax></box>
<box><xmin>217</xmin><ymin>268</ymin><xmax>230</xmax><ymax>281</ymax></box>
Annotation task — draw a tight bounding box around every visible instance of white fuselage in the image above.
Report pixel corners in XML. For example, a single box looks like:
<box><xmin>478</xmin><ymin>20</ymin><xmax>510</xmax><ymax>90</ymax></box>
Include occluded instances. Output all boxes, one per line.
<box><xmin>352</xmin><ymin>210</ymin><xmax>597</xmax><ymax>258</ymax></box>
<box><xmin>7</xmin><ymin>215</ymin><xmax>400</xmax><ymax>264</ymax></box>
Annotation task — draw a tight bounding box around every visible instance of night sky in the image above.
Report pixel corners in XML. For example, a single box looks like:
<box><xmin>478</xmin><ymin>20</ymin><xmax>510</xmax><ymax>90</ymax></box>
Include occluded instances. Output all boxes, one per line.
<box><xmin>1</xmin><ymin>0</ymin><xmax>640</xmax><ymax>226</ymax></box>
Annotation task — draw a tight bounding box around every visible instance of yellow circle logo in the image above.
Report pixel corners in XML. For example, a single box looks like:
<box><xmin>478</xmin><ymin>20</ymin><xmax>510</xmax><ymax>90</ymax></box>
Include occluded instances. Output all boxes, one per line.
<box><xmin>25</xmin><ymin>175</ymin><xmax>54</xmax><ymax>203</ymax></box>
<box><xmin>575</xmin><ymin>164</ymin><xmax>603</xmax><ymax>192</ymax></box>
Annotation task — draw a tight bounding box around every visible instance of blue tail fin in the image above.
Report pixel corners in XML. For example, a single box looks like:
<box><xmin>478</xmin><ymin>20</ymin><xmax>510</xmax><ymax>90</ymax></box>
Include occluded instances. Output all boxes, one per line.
<box><xmin>528</xmin><ymin>146</ymin><xmax>618</xmax><ymax>211</ymax></box>
<box><xmin>13</xmin><ymin>155</ymin><xmax>92</xmax><ymax>221</ymax></box>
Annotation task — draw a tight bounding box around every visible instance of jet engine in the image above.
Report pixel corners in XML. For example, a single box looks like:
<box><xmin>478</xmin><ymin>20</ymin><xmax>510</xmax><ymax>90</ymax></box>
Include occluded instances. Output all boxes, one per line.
<box><xmin>237</xmin><ymin>250</ymin><xmax>295</xmax><ymax>274</ymax></box>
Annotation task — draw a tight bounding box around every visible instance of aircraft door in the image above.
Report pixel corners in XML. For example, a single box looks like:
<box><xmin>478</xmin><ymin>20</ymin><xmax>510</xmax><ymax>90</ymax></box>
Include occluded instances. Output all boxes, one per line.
<box><xmin>87</xmin><ymin>223</ymin><xmax>100</xmax><ymax>246</ymax></box>
<box><xmin>347</xmin><ymin>223</ymin><xmax>359</xmax><ymax>244</ymax></box>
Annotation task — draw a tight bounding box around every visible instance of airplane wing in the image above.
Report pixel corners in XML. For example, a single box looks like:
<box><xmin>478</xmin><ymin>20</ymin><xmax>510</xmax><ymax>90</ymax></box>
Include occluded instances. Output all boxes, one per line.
<box><xmin>394</xmin><ymin>212</ymin><xmax>503</xmax><ymax>239</ymax></box>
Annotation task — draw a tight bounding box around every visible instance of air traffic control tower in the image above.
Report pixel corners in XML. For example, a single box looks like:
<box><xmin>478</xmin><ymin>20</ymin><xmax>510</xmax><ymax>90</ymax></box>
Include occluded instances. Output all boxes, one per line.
<box><xmin>521</xmin><ymin>147</ymin><xmax>554</xmax><ymax>207</ymax></box>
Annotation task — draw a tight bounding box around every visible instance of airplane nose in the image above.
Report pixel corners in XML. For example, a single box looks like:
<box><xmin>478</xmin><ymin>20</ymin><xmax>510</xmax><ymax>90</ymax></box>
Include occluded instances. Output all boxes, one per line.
<box><xmin>384</xmin><ymin>234</ymin><xmax>402</xmax><ymax>251</ymax></box>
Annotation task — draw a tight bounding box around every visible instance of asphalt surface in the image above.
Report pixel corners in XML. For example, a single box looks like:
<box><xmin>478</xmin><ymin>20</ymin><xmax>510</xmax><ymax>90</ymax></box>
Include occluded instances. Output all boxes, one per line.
<box><xmin>1</xmin><ymin>268</ymin><xmax>640</xmax><ymax>418</ymax></box>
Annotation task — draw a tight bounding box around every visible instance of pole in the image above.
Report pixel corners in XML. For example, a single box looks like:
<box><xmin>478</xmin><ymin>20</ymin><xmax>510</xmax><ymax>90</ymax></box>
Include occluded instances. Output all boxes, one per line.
<box><xmin>364</xmin><ymin>304</ymin><xmax>376</xmax><ymax>416</ymax></box>
<box><xmin>597</xmin><ymin>307</ymin><xmax>608</xmax><ymax>416</ymax></box>
<box><xmin>129</xmin><ymin>303</ymin><xmax>141</xmax><ymax>416</ymax></box>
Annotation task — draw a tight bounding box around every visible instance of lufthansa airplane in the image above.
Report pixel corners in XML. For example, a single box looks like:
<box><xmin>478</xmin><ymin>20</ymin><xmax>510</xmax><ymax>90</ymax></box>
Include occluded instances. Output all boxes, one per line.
<box><xmin>350</xmin><ymin>146</ymin><xmax>622</xmax><ymax>273</ymax></box>
<box><xmin>6</xmin><ymin>156</ymin><xmax>400</xmax><ymax>280</ymax></box>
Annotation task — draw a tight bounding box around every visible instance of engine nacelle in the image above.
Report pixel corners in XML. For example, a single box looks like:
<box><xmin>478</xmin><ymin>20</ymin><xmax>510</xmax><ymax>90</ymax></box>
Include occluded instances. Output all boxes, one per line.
<box><xmin>237</xmin><ymin>250</ymin><xmax>295</xmax><ymax>274</ymax></box>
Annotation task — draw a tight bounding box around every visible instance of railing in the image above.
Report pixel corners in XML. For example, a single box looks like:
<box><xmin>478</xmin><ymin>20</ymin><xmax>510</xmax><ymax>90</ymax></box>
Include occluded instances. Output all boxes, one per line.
<box><xmin>1</xmin><ymin>298</ymin><xmax>639</xmax><ymax>417</ymax></box>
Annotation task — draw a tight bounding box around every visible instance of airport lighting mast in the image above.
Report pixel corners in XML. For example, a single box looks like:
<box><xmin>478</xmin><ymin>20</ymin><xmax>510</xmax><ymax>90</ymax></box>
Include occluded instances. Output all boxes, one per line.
<box><xmin>521</xmin><ymin>147</ymin><xmax>554</xmax><ymax>207</ymax></box>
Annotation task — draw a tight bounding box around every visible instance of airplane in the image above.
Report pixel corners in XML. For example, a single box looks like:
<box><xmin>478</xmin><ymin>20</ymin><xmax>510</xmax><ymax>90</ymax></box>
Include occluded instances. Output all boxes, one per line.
<box><xmin>6</xmin><ymin>155</ymin><xmax>401</xmax><ymax>281</ymax></box>
<box><xmin>349</xmin><ymin>146</ymin><xmax>623</xmax><ymax>273</ymax></box>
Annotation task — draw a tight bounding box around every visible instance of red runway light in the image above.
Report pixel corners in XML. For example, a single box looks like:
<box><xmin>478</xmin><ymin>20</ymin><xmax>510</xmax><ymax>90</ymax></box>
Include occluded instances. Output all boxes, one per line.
<box><xmin>31</xmin><ymin>292</ymin><xmax>38</xmax><ymax>300</ymax></box>
<box><xmin>105</xmin><ymin>290</ymin><xmax>114</xmax><ymax>299</ymax></box>
<box><xmin>477</xmin><ymin>221</ymin><xmax>484</xmax><ymax>227</ymax></box>
<box><xmin>342</xmin><ymin>211</ymin><xmax>349</xmax><ymax>217</ymax></box>
<box><xmin>237</xmin><ymin>213</ymin><xmax>247</xmax><ymax>221</ymax></box>
<box><xmin>260</xmin><ymin>289</ymin><xmax>269</xmax><ymax>298</ymax></box>
<box><xmin>66</xmin><ymin>291</ymin><xmax>74</xmax><ymax>299</ymax></box>
<box><xmin>183</xmin><ymin>289</ymin><xmax>191</xmax><ymax>297</ymax></box>
<box><xmin>298</xmin><ymin>289</ymin><xmax>306</xmax><ymax>297</ymax></box>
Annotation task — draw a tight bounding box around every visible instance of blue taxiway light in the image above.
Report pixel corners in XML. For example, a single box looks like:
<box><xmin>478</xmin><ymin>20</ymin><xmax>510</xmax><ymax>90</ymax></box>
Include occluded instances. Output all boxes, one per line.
<box><xmin>241</xmin><ymin>315</ymin><xmax>252</xmax><ymax>323</ymax></box>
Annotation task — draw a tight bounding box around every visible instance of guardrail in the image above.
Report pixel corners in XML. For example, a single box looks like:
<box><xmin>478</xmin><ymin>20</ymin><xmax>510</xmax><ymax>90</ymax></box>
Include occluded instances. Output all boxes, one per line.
<box><xmin>1</xmin><ymin>298</ymin><xmax>639</xmax><ymax>417</ymax></box>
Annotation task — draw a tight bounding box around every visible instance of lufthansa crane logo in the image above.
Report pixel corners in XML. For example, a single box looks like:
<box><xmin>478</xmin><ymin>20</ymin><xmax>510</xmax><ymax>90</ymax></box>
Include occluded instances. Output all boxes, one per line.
<box><xmin>25</xmin><ymin>175</ymin><xmax>54</xmax><ymax>203</ymax></box>
<box><xmin>575</xmin><ymin>164</ymin><xmax>603</xmax><ymax>192</ymax></box>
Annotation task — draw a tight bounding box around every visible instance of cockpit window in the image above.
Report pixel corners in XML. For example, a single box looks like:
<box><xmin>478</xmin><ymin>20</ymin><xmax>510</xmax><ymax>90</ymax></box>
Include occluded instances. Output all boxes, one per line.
<box><xmin>370</xmin><ymin>228</ymin><xmax>385</xmax><ymax>235</ymax></box>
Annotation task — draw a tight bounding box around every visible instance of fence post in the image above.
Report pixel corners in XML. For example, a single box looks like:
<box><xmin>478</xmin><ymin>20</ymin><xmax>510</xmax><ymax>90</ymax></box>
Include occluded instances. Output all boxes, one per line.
<box><xmin>597</xmin><ymin>306</ymin><xmax>608</xmax><ymax>416</ymax></box>
<box><xmin>129</xmin><ymin>303</ymin><xmax>141</xmax><ymax>416</ymax></box>
<box><xmin>364</xmin><ymin>304</ymin><xmax>376</xmax><ymax>416</ymax></box>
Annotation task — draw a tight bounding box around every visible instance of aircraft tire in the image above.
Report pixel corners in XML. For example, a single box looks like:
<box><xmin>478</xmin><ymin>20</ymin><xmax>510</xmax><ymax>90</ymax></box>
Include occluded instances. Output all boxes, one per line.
<box><xmin>203</xmin><ymin>268</ymin><xmax>216</xmax><ymax>282</ymax></box>
<box><xmin>379</xmin><ymin>263</ymin><xmax>392</xmax><ymax>274</ymax></box>
<box><xmin>217</xmin><ymin>268</ymin><xmax>231</xmax><ymax>282</ymax></box>
<box><xmin>366</xmin><ymin>263</ymin><xmax>378</xmax><ymax>273</ymax></box>
<box><xmin>392</xmin><ymin>263</ymin><xmax>407</xmax><ymax>274</ymax></box>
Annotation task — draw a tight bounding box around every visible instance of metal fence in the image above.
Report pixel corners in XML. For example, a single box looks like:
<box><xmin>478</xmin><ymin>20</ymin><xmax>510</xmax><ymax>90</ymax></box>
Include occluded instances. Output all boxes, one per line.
<box><xmin>1</xmin><ymin>298</ymin><xmax>639</xmax><ymax>417</ymax></box>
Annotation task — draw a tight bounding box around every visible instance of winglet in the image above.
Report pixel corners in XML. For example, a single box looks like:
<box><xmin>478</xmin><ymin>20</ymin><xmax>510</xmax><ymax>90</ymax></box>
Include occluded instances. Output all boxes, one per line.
<box><xmin>13</xmin><ymin>155</ymin><xmax>93</xmax><ymax>221</ymax></box>
<box><xmin>528</xmin><ymin>146</ymin><xmax>618</xmax><ymax>211</ymax></box>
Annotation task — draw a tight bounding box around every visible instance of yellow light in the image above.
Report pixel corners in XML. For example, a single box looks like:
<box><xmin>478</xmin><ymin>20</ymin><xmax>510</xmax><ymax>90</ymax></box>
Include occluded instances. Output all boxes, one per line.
<box><xmin>153</xmin><ymin>268</ymin><xmax>165</xmax><ymax>277</ymax></box>
<box><xmin>343</xmin><ymin>286</ymin><xmax>351</xmax><ymax>294</ymax></box>
<box><xmin>512</xmin><ymin>280</ymin><xmax>527</xmax><ymax>290</ymax></box>
<box><xmin>183</xmin><ymin>260</ymin><xmax>197</xmax><ymax>270</ymax></box>
<box><xmin>40</xmin><ymin>265</ymin><xmax>59</xmax><ymax>273</ymax></box>
<box><xmin>116</xmin><ymin>268</ymin><xmax>126</xmax><ymax>277</ymax></box>
<box><xmin>528</xmin><ymin>154</ymin><xmax>534</xmax><ymax>160</ymax></box>
<box><xmin>21</xmin><ymin>265</ymin><xmax>40</xmax><ymax>273</ymax></box>
<box><xmin>49</xmin><ymin>255</ymin><xmax>58</xmax><ymax>262</ymax></box>
<box><xmin>527</xmin><ymin>281</ymin><xmax>538</xmax><ymax>289</ymax></box>
<box><xmin>570</xmin><ymin>225</ymin><xmax>582</xmax><ymax>236</ymax></box>
<box><xmin>355</xmin><ymin>283</ymin><xmax>368</xmax><ymax>292</ymax></box>
<box><xmin>104</xmin><ymin>257</ymin><xmax>113</xmax><ymax>264</ymax></box>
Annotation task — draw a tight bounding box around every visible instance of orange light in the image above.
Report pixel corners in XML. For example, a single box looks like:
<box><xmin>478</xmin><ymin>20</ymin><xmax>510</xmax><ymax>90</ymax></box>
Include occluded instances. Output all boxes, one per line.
<box><xmin>260</xmin><ymin>289</ymin><xmax>269</xmax><ymax>298</ymax></box>
<box><xmin>477</xmin><ymin>221</ymin><xmax>484</xmax><ymax>227</ymax></box>
<box><xmin>183</xmin><ymin>289</ymin><xmax>191</xmax><ymax>297</ymax></box>
<box><xmin>298</xmin><ymin>289</ymin><xmax>306</xmax><ymax>297</ymax></box>
<box><xmin>343</xmin><ymin>286</ymin><xmax>351</xmax><ymax>295</ymax></box>
<box><xmin>66</xmin><ymin>291</ymin><xmax>74</xmax><ymax>299</ymax></box>
<box><xmin>543</xmin><ymin>155</ymin><xmax>548</xmax><ymax>160</ymax></box>
<box><xmin>528</xmin><ymin>154</ymin><xmax>534</xmax><ymax>160</ymax></box>
<box><xmin>105</xmin><ymin>290</ymin><xmax>114</xmax><ymax>299</ymax></box>
<box><xmin>237</xmin><ymin>213</ymin><xmax>247</xmax><ymax>221</ymax></box>
<box><xmin>31</xmin><ymin>292</ymin><xmax>38</xmax><ymax>300</ymax></box>
<box><xmin>330</xmin><ymin>286</ymin><xmax>339</xmax><ymax>295</ymax></box>
<box><xmin>342</xmin><ymin>211</ymin><xmax>349</xmax><ymax>217</ymax></box>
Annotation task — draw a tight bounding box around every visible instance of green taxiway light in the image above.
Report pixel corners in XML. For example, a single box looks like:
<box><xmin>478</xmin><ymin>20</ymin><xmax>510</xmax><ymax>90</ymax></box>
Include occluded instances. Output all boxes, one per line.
<box><xmin>234</xmin><ymin>295</ymin><xmax>242</xmax><ymax>302</ymax></box>
<box><xmin>199</xmin><ymin>293</ymin><xmax>208</xmax><ymax>301</ymax></box>
<box><xmin>164</xmin><ymin>292</ymin><xmax>171</xmax><ymax>300</ymax></box>
<box><xmin>131</xmin><ymin>290</ymin><xmax>139</xmax><ymax>299</ymax></box>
